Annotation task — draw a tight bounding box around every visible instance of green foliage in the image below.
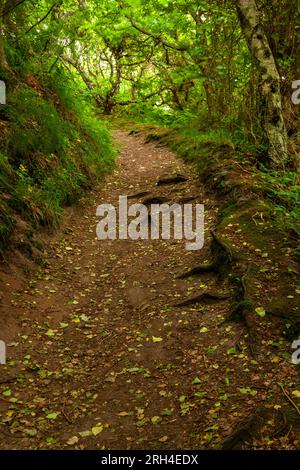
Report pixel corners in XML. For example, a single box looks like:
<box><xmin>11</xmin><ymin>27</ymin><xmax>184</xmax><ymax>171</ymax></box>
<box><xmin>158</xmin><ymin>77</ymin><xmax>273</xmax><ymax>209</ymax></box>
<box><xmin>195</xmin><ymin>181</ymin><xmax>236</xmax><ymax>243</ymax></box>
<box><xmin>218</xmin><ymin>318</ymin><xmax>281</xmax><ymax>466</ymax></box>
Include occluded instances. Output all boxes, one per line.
<box><xmin>0</xmin><ymin>75</ymin><xmax>115</xmax><ymax>251</ymax></box>
<box><xmin>133</xmin><ymin>114</ymin><xmax>299</xmax><ymax>236</ymax></box>
<box><xmin>0</xmin><ymin>0</ymin><xmax>298</xmax><ymax>250</ymax></box>
<box><xmin>260</xmin><ymin>170</ymin><xmax>300</xmax><ymax>234</ymax></box>
<box><xmin>0</xmin><ymin>153</ymin><xmax>16</xmax><ymax>252</ymax></box>
<box><xmin>6</xmin><ymin>87</ymin><xmax>72</xmax><ymax>165</ymax></box>
<box><xmin>139</xmin><ymin>119</ymin><xmax>234</xmax><ymax>172</ymax></box>
<box><xmin>120</xmin><ymin>103</ymin><xmax>176</xmax><ymax>127</ymax></box>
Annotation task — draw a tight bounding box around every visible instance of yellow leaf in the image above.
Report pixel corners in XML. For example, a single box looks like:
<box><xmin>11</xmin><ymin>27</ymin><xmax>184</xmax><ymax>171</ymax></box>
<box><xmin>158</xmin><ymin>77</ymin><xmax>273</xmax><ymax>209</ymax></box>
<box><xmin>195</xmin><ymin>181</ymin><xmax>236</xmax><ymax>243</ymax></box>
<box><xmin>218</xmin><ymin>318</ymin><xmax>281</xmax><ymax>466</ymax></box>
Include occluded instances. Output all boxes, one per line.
<box><xmin>151</xmin><ymin>416</ymin><xmax>162</xmax><ymax>424</ymax></box>
<box><xmin>92</xmin><ymin>423</ymin><xmax>103</xmax><ymax>436</ymax></box>
<box><xmin>271</xmin><ymin>357</ymin><xmax>281</xmax><ymax>363</ymax></box>
<box><xmin>152</xmin><ymin>336</ymin><xmax>163</xmax><ymax>343</ymax></box>
<box><xmin>118</xmin><ymin>411</ymin><xmax>129</xmax><ymax>417</ymax></box>
<box><xmin>67</xmin><ymin>436</ymin><xmax>79</xmax><ymax>446</ymax></box>
<box><xmin>45</xmin><ymin>329</ymin><xmax>55</xmax><ymax>337</ymax></box>
<box><xmin>72</xmin><ymin>317</ymin><xmax>81</xmax><ymax>323</ymax></box>
<box><xmin>255</xmin><ymin>307</ymin><xmax>266</xmax><ymax>318</ymax></box>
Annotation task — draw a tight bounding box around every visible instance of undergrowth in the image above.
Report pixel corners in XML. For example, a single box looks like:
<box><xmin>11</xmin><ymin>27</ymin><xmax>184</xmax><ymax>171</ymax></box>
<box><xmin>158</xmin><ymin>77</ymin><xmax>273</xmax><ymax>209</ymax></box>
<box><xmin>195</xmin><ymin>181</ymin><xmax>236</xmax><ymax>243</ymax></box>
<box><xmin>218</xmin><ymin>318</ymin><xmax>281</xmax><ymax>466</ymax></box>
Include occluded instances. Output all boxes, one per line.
<box><xmin>260</xmin><ymin>170</ymin><xmax>300</xmax><ymax>235</ymax></box>
<box><xmin>0</xmin><ymin>72</ymin><xmax>116</xmax><ymax>254</ymax></box>
<box><xmin>116</xmin><ymin>108</ymin><xmax>299</xmax><ymax>236</ymax></box>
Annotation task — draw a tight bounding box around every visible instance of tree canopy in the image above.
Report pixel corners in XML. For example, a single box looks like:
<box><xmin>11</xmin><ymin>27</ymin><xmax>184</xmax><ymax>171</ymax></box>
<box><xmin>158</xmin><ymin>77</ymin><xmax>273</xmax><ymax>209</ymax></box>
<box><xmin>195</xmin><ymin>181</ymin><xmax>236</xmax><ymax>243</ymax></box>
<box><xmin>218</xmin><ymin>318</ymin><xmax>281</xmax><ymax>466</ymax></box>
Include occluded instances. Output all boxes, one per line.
<box><xmin>0</xmin><ymin>0</ymin><xmax>299</xmax><ymax>168</ymax></box>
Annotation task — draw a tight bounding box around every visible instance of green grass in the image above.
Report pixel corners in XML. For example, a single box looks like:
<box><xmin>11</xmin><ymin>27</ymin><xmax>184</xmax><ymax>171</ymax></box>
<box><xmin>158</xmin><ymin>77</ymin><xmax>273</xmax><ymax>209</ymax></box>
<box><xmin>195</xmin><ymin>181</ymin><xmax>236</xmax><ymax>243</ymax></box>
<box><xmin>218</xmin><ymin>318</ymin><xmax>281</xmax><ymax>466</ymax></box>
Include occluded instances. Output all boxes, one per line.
<box><xmin>0</xmin><ymin>75</ymin><xmax>116</xmax><ymax>253</ymax></box>
<box><xmin>260</xmin><ymin>170</ymin><xmax>300</xmax><ymax>235</ymax></box>
<box><xmin>165</xmin><ymin>126</ymin><xmax>299</xmax><ymax>234</ymax></box>
<box><xmin>120</xmin><ymin>110</ymin><xmax>299</xmax><ymax>236</ymax></box>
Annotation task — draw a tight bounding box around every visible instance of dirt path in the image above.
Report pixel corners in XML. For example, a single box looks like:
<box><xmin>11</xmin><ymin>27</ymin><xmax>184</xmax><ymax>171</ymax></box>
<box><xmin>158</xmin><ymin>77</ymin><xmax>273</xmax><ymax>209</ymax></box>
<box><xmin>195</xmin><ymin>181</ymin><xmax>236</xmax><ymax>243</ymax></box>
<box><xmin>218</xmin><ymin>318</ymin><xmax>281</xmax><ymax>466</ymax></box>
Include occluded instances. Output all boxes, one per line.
<box><xmin>0</xmin><ymin>131</ymin><xmax>298</xmax><ymax>450</ymax></box>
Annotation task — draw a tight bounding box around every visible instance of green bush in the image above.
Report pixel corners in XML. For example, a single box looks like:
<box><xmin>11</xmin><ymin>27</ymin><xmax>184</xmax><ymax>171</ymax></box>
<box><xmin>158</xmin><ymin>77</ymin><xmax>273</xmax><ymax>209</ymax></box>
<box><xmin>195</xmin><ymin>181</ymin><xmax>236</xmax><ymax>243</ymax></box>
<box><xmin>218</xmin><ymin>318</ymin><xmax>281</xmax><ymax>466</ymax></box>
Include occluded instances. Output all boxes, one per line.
<box><xmin>260</xmin><ymin>170</ymin><xmax>300</xmax><ymax>234</ymax></box>
<box><xmin>0</xmin><ymin>73</ymin><xmax>116</xmax><ymax>251</ymax></box>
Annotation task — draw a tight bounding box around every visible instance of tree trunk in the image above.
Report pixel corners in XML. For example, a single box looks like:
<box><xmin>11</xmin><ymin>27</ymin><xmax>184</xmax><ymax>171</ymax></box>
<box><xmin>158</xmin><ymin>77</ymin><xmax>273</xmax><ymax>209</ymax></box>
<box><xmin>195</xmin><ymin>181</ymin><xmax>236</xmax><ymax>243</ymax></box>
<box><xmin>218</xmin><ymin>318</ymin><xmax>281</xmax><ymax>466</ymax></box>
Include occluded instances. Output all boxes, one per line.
<box><xmin>203</xmin><ymin>75</ymin><xmax>214</xmax><ymax>117</ymax></box>
<box><xmin>191</xmin><ymin>11</ymin><xmax>215</xmax><ymax>118</ymax></box>
<box><xmin>0</xmin><ymin>0</ymin><xmax>9</xmax><ymax>73</ymax></box>
<box><xmin>103</xmin><ymin>96</ymin><xmax>114</xmax><ymax>115</ymax></box>
<box><xmin>236</xmin><ymin>0</ymin><xmax>288</xmax><ymax>168</ymax></box>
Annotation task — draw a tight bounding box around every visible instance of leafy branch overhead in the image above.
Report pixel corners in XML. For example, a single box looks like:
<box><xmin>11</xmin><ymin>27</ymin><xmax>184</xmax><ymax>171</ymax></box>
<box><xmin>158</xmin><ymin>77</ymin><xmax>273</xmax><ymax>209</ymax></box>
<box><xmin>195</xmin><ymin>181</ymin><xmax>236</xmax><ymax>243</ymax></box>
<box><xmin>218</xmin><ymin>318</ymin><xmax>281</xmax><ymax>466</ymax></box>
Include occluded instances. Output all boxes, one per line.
<box><xmin>0</xmin><ymin>0</ymin><xmax>297</xmax><ymax>166</ymax></box>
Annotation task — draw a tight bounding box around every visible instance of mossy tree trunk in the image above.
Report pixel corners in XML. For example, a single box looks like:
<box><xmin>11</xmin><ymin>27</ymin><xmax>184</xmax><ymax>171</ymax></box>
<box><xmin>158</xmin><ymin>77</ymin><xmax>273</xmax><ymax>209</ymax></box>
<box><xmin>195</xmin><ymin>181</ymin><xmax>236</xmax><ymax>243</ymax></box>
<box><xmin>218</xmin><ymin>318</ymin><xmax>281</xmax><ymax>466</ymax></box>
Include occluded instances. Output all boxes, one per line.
<box><xmin>236</xmin><ymin>0</ymin><xmax>288</xmax><ymax>168</ymax></box>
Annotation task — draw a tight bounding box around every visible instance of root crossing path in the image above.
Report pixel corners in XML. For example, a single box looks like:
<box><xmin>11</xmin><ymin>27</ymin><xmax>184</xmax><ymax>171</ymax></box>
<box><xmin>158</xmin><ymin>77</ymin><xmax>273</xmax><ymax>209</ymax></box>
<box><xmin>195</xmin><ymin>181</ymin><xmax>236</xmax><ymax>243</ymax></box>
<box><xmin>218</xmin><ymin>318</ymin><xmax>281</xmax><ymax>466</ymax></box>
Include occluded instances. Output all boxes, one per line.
<box><xmin>0</xmin><ymin>131</ymin><xmax>261</xmax><ymax>449</ymax></box>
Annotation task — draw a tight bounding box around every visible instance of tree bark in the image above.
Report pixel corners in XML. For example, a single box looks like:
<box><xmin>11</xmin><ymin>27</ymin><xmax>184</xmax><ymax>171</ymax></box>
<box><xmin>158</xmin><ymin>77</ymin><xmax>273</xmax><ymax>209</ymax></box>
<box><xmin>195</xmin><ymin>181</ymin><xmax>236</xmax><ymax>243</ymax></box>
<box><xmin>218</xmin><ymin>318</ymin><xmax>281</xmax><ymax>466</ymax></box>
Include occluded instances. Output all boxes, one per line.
<box><xmin>0</xmin><ymin>0</ymin><xmax>9</xmax><ymax>73</ymax></box>
<box><xmin>236</xmin><ymin>0</ymin><xmax>288</xmax><ymax>168</ymax></box>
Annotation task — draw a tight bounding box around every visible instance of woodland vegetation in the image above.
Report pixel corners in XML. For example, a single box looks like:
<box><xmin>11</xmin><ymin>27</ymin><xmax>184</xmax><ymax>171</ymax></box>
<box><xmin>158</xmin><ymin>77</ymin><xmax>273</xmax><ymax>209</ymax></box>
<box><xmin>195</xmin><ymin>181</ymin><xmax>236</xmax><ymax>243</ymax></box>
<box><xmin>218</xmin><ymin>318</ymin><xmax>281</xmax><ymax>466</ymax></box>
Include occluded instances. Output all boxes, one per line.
<box><xmin>0</xmin><ymin>0</ymin><xmax>299</xmax><ymax>251</ymax></box>
<box><xmin>0</xmin><ymin>0</ymin><xmax>299</xmax><ymax>452</ymax></box>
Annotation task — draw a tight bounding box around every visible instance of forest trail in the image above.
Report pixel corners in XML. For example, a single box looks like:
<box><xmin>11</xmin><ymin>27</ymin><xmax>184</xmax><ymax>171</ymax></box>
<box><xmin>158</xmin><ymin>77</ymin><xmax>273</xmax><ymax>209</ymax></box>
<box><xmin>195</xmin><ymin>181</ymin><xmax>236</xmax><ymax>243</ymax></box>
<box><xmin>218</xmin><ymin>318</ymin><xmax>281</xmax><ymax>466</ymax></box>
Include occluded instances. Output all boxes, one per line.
<box><xmin>0</xmin><ymin>131</ymin><xmax>296</xmax><ymax>450</ymax></box>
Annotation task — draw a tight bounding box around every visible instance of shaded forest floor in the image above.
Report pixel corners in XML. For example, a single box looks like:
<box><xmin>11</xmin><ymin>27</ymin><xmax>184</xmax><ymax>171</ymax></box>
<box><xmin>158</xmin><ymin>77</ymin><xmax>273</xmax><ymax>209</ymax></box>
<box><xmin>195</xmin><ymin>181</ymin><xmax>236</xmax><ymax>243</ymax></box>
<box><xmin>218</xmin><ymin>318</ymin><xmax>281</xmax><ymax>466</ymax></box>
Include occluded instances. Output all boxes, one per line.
<box><xmin>0</xmin><ymin>130</ymin><xmax>299</xmax><ymax>450</ymax></box>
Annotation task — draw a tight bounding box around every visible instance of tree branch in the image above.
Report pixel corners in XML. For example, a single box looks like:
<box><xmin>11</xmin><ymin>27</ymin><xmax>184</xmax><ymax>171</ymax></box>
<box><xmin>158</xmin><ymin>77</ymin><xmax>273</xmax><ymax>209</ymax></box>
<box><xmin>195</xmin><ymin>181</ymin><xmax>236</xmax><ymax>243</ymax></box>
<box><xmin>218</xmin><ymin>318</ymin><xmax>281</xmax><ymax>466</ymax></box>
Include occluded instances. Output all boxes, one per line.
<box><xmin>25</xmin><ymin>2</ymin><xmax>58</xmax><ymax>34</ymax></box>
<box><xmin>60</xmin><ymin>55</ymin><xmax>95</xmax><ymax>90</ymax></box>
<box><xmin>127</xmin><ymin>17</ymin><xmax>187</xmax><ymax>52</ymax></box>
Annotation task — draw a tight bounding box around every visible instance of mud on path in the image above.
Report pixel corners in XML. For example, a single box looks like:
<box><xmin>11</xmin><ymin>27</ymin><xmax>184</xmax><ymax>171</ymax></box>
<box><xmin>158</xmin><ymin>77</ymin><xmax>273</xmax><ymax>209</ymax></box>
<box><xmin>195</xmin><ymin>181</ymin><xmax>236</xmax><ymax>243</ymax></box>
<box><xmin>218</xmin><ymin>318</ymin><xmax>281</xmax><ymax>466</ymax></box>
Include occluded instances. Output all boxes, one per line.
<box><xmin>0</xmin><ymin>131</ymin><xmax>298</xmax><ymax>450</ymax></box>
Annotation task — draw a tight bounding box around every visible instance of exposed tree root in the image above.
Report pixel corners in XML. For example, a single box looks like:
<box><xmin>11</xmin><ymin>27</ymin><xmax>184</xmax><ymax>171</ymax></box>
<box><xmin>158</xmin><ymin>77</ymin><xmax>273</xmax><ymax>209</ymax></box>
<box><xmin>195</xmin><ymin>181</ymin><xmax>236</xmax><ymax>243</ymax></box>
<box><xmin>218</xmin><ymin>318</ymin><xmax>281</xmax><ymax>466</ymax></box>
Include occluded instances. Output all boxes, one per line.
<box><xmin>272</xmin><ymin>407</ymin><xmax>300</xmax><ymax>438</ymax></box>
<box><xmin>278</xmin><ymin>383</ymin><xmax>300</xmax><ymax>417</ymax></box>
<box><xmin>0</xmin><ymin>376</ymin><xmax>18</xmax><ymax>385</ymax></box>
<box><xmin>221</xmin><ymin>405</ymin><xmax>300</xmax><ymax>449</ymax></box>
<box><xmin>142</xmin><ymin>196</ymin><xmax>170</xmax><ymax>206</ymax></box>
<box><xmin>127</xmin><ymin>191</ymin><xmax>152</xmax><ymax>199</ymax></box>
<box><xmin>225</xmin><ymin>265</ymin><xmax>256</xmax><ymax>355</ymax></box>
<box><xmin>178</xmin><ymin>196</ymin><xmax>197</xmax><ymax>203</ymax></box>
<box><xmin>157</xmin><ymin>174</ymin><xmax>188</xmax><ymax>186</ymax></box>
<box><xmin>144</xmin><ymin>133</ymin><xmax>163</xmax><ymax>144</ymax></box>
<box><xmin>221</xmin><ymin>407</ymin><xmax>269</xmax><ymax>450</ymax></box>
<box><xmin>177</xmin><ymin>230</ymin><xmax>234</xmax><ymax>279</ymax></box>
<box><xmin>177</xmin><ymin>230</ymin><xmax>258</xmax><ymax>353</ymax></box>
<box><xmin>177</xmin><ymin>263</ymin><xmax>216</xmax><ymax>279</ymax></box>
<box><xmin>175</xmin><ymin>291</ymin><xmax>231</xmax><ymax>307</ymax></box>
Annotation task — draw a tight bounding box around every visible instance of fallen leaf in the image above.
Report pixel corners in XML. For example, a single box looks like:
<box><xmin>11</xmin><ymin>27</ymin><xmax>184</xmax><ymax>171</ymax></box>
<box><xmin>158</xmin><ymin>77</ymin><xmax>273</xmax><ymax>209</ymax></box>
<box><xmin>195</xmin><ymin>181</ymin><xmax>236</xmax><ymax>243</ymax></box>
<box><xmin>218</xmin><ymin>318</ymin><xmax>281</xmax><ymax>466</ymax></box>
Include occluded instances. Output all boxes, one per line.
<box><xmin>255</xmin><ymin>307</ymin><xmax>266</xmax><ymax>318</ymax></box>
<box><xmin>67</xmin><ymin>436</ymin><xmax>79</xmax><ymax>445</ymax></box>
<box><xmin>79</xmin><ymin>431</ymin><xmax>92</xmax><ymax>438</ymax></box>
<box><xmin>192</xmin><ymin>377</ymin><xmax>201</xmax><ymax>385</ymax></box>
<box><xmin>152</xmin><ymin>336</ymin><xmax>163</xmax><ymax>343</ymax></box>
<box><xmin>45</xmin><ymin>329</ymin><xmax>55</xmax><ymax>337</ymax></box>
<box><xmin>46</xmin><ymin>412</ymin><xmax>59</xmax><ymax>420</ymax></box>
<box><xmin>151</xmin><ymin>416</ymin><xmax>162</xmax><ymax>424</ymax></box>
<box><xmin>92</xmin><ymin>423</ymin><xmax>103</xmax><ymax>436</ymax></box>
